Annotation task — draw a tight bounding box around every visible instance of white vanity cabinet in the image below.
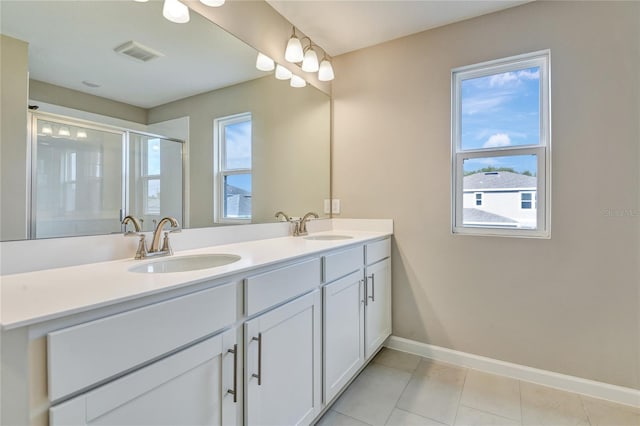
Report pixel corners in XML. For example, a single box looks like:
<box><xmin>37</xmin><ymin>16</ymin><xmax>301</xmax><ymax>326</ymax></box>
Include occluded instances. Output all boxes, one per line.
<box><xmin>322</xmin><ymin>247</ymin><xmax>366</xmax><ymax>403</ymax></box>
<box><xmin>364</xmin><ymin>239</ymin><xmax>392</xmax><ymax>358</ymax></box>
<box><xmin>47</xmin><ymin>282</ymin><xmax>241</xmax><ymax>426</ymax></box>
<box><xmin>50</xmin><ymin>328</ymin><xmax>239</xmax><ymax>426</ymax></box>
<box><xmin>244</xmin><ymin>260</ymin><xmax>323</xmax><ymax>426</ymax></box>
<box><xmin>321</xmin><ymin>238</ymin><xmax>392</xmax><ymax>405</ymax></box>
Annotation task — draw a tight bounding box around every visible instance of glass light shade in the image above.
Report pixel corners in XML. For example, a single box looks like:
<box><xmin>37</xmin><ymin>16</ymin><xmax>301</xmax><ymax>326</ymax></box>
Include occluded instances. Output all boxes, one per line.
<box><xmin>76</xmin><ymin>130</ymin><xmax>87</xmax><ymax>139</ymax></box>
<box><xmin>285</xmin><ymin>36</ymin><xmax>304</xmax><ymax>63</ymax></box>
<box><xmin>256</xmin><ymin>53</ymin><xmax>275</xmax><ymax>71</ymax></box>
<box><xmin>41</xmin><ymin>124</ymin><xmax>53</xmax><ymax>134</ymax></box>
<box><xmin>163</xmin><ymin>0</ymin><xmax>190</xmax><ymax>24</ymax></box>
<box><xmin>275</xmin><ymin>64</ymin><xmax>292</xmax><ymax>80</ymax></box>
<box><xmin>200</xmin><ymin>0</ymin><xmax>225</xmax><ymax>6</ymax></box>
<box><xmin>134</xmin><ymin>0</ymin><xmax>149</xmax><ymax>2</ymax></box>
<box><xmin>58</xmin><ymin>126</ymin><xmax>71</xmax><ymax>137</ymax></box>
<box><xmin>290</xmin><ymin>75</ymin><xmax>306</xmax><ymax>88</ymax></box>
<box><xmin>301</xmin><ymin>48</ymin><xmax>319</xmax><ymax>73</ymax></box>
<box><xmin>318</xmin><ymin>59</ymin><xmax>335</xmax><ymax>81</ymax></box>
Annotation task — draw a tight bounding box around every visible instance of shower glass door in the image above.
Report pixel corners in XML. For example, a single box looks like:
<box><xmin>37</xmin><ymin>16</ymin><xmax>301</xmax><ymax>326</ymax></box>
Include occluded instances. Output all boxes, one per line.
<box><xmin>32</xmin><ymin>118</ymin><xmax>125</xmax><ymax>239</ymax></box>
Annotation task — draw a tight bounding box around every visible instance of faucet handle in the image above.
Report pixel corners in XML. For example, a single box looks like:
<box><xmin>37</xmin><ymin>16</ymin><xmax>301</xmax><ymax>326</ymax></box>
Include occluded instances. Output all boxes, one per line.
<box><xmin>160</xmin><ymin>231</ymin><xmax>174</xmax><ymax>255</ymax></box>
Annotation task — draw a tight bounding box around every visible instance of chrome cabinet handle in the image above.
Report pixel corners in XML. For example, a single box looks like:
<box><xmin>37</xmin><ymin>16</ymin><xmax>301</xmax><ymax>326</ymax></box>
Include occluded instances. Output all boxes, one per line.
<box><xmin>367</xmin><ymin>273</ymin><xmax>375</xmax><ymax>302</ymax></box>
<box><xmin>252</xmin><ymin>334</ymin><xmax>262</xmax><ymax>386</ymax></box>
<box><xmin>226</xmin><ymin>344</ymin><xmax>238</xmax><ymax>403</ymax></box>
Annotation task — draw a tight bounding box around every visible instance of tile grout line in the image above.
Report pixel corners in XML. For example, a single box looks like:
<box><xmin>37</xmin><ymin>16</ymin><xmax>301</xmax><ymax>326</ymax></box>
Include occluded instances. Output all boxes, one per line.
<box><xmin>339</xmin><ymin>410</ymin><xmax>374</xmax><ymax>426</ymax></box>
<box><xmin>519</xmin><ymin>379</ymin><xmax>524</xmax><ymax>426</ymax></box>
<box><xmin>457</xmin><ymin>404</ymin><xmax>523</xmax><ymax>424</ymax></box>
<box><xmin>384</xmin><ymin>359</ymin><xmax>418</xmax><ymax>426</ymax></box>
<box><xmin>578</xmin><ymin>394</ymin><xmax>594</xmax><ymax>426</ymax></box>
<box><xmin>450</xmin><ymin>366</ymin><xmax>470</xmax><ymax>426</ymax></box>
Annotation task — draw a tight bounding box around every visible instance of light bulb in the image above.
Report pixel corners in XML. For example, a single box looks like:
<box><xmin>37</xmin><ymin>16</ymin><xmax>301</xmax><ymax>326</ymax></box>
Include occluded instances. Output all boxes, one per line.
<box><xmin>58</xmin><ymin>126</ymin><xmax>71</xmax><ymax>137</ymax></box>
<box><xmin>290</xmin><ymin>75</ymin><xmax>306</xmax><ymax>88</ymax></box>
<box><xmin>200</xmin><ymin>0</ymin><xmax>225</xmax><ymax>6</ymax></box>
<box><xmin>256</xmin><ymin>52</ymin><xmax>275</xmax><ymax>71</ymax></box>
<box><xmin>301</xmin><ymin>48</ymin><xmax>319</xmax><ymax>73</ymax></box>
<box><xmin>41</xmin><ymin>123</ymin><xmax>53</xmax><ymax>135</ymax></box>
<box><xmin>163</xmin><ymin>0</ymin><xmax>190</xmax><ymax>24</ymax></box>
<box><xmin>76</xmin><ymin>130</ymin><xmax>87</xmax><ymax>139</ymax></box>
<box><xmin>133</xmin><ymin>0</ymin><xmax>149</xmax><ymax>2</ymax></box>
<box><xmin>285</xmin><ymin>36</ymin><xmax>304</xmax><ymax>63</ymax></box>
<box><xmin>275</xmin><ymin>64</ymin><xmax>292</xmax><ymax>80</ymax></box>
<box><xmin>318</xmin><ymin>59</ymin><xmax>335</xmax><ymax>81</ymax></box>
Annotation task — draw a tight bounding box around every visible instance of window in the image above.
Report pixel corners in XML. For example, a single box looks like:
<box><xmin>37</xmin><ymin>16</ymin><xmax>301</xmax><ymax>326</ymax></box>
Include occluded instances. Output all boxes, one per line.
<box><xmin>142</xmin><ymin>138</ymin><xmax>161</xmax><ymax>216</ymax></box>
<box><xmin>452</xmin><ymin>50</ymin><xmax>550</xmax><ymax>238</ymax></box>
<box><xmin>214</xmin><ymin>113</ymin><xmax>252</xmax><ymax>223</ymax></box>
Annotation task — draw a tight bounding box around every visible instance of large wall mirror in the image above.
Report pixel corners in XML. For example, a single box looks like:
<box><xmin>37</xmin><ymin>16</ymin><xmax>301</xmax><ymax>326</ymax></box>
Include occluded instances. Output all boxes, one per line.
<box><xmin>0</xmin><ymin>0</ymin><xmax>330</xmax><ymax>241</ymax></box>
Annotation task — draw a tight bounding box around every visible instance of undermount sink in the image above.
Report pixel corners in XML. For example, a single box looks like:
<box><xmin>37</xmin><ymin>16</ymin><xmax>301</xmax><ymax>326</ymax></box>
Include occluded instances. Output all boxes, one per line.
<box><xmin>129</xmin><ymin>254</ymin><xmax>241</xmax><ymax>273</ymax></box>
<box><xmin>304</xmin><ymin>234</ymin><xmax>353</xmax><ymax>241</ymax></box>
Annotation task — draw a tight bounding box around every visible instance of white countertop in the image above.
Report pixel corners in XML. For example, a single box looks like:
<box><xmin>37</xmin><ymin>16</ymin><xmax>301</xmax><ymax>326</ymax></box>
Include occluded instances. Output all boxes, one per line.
<box><xmin>0</xmin><ymin>230</ymin><xmax>390</xmax><ymax>330</ymax></box>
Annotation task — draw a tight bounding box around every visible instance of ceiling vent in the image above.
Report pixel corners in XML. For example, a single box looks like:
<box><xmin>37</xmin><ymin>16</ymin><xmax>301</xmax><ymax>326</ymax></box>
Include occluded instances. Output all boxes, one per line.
<box><xmin>114</xmin><ymin>41</ymin><xmax>164</xmax><ymax>63</ymax></box>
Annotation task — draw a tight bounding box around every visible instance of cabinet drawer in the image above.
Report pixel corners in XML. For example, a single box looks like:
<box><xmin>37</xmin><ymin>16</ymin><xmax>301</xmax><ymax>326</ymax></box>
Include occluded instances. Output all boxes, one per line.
<box><xmin>48</xmin><ymin>282</ymin><xmax>237</xmax><ymax>402</ymax></box>
<box><xmin>365</xmin><ymin>238</ymin><xmax>391</xmax><ymax>265</ymax></box>
<box><xmin>324</xmin><ymin>246</ymin><xmax>363</xmax><ymax>283</ymax></box>
<box><xmin>245</xmin><ymin>258</ymin><xmax>321</xmax><ymax>316</ymax></box>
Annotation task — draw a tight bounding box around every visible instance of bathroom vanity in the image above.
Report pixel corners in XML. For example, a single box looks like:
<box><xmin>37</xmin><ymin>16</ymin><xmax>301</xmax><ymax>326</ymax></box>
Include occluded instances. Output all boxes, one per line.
<box><xmin>0</xmin><ymin>222</ymin><xmax>392</xmax><ymax>426</ymax></box>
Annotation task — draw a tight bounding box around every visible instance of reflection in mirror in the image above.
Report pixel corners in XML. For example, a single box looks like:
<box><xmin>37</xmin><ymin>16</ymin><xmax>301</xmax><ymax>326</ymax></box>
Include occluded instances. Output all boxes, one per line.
<box><xmin>31</xmin><ymin>113</ymin><xmax>184</xmax><ymax>238</ymax></box>
<box><xmin>0</xmin><ymin>0</ymin><xmax>330</xmax><ymax>241</ymax></box>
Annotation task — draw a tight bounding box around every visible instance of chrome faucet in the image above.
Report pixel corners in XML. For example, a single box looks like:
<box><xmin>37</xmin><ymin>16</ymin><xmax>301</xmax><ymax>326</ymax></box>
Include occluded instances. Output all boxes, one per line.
<box><xmin>275</xmin><ymin>211</ymin><xmax>290</xmax><ymax>222</ymax></box>
<box><xmin>122</xmin><ymin>216</ymin><xmax>180</xmax><ymax>260</ymax></box>
<box><xmin>298</xmin><ymin>212</ymin><xmax>319</xmax><ymax>236</ymax></box>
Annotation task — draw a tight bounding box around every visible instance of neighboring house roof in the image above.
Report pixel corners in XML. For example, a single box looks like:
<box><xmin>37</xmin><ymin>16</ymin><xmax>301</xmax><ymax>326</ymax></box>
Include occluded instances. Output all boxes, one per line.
<box><xmin>226</xmin><ymin>185</ymin><xmax>251</xmax><ymax>217</ymax></box>
<box><xmin>464</xmin><ymin>171</ymin><xmax>536</xmax><ymax>191</ymax></box>
<box><xmin>463</xmin><ymin>208</ymin><xmax>517</xmax><ymax>224</ymax></box>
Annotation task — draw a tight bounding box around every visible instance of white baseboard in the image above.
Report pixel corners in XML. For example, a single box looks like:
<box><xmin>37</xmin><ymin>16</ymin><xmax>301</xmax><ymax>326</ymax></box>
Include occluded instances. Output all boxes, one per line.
<box><xmin>385</xmin><ymin>335</ymin><xmax>640</xmax><ymax>409</ymax></box>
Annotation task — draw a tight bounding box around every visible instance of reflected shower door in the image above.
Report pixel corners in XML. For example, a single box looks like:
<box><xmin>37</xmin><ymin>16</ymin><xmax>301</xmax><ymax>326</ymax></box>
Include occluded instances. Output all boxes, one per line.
<box><xmin>33</xmin><ymin>118</ymin><xmax>124</xmax><ymax>238</ymax></box>
<box><xmin>128</xmin><ymin>133</ymin><xmax>183</xmax><ymax>232</ymax></box>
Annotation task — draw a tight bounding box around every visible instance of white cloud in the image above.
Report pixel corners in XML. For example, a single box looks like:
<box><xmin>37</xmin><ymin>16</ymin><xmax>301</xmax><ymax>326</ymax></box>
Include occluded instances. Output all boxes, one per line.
<box><xmin>489</xmin><ymin>72</ymin><xmax>518</xmax><ymax>87</ymax></box>
<box><xmin>517</xmin><ymin>69</ymin><xmax>540</xmax><ymax>80</ymax></box>
<box><xmin>483</xmin><ymin>133</ymin><xmax>511</xmax><ymax>148</ymax></box>
<box><xmin>462</xmin><ymin>94</ymin><xmax>510</xmax><ymax>115</ymax></box>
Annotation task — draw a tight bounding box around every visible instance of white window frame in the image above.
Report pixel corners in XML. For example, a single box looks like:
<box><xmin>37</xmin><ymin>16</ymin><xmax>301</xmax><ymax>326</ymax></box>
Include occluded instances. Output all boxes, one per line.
<box><xmin>451</xmin><ymin>50</ymin><xmax>551</xmax><ymax>238</ymax></box>
<box><xmin>214</xmin><ymin>112</ymin><xmax>252</xmax><ymax>224</ymax></box>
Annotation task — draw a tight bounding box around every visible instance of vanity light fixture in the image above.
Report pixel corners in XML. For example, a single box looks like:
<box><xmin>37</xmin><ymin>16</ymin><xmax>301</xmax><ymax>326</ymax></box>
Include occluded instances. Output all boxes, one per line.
<box><xmin>290</xmin><ymin>75</ymin><xmax>306</xmax><ymax>88</ymax></box>
<box><xmin>200</xmin><ymin>0</ymin><xmax>225</xmax><ymax>6</ymax></box>
<box><xmin>284</xmin><ymin>27</ymin><xmax>304</xmax><ymax>63</ymax></box>
<box><xmin>318</xmin><ymin>56</ymin><xmax>335</xmax><ymax>82</ymax></box>
<box><xmin>58</xmin><ymin>126</ymin><xmax>71</xmax><ymax>137</ymax></box>
<box><xmin>256</xmin><ymin>52</ymin><xmax>275</xmax><ymax>72</ymax></box>
<box><xmin>275</xmin><ymin>64</ymin><xmax>292</xmax><ymax>80</ymax></box>
<box><xmin>301</xmin><ymin>44</ymin><xmax>319</xmax><ymax>73</ymax></box>
<box><xmin>162</xmin><ymin>0</ymin><xmax>190</xmax><ymax>24</ymax></box>
<box><xmin>76</xmin><ymin>130</ymin><xmax>88</xmax><ymax>139</ymax></box>
<box><xmin>41</xmin><ymin>123</ymin><xmax>53</xmax><ymax>135</ymax></box>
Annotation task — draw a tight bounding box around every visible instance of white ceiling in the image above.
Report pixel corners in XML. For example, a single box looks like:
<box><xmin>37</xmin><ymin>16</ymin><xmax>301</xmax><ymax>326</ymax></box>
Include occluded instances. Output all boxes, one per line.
<box><xmin>0</xmin><ymin>1</ymin><xmax>266</xmax><ymax>109</ymax></box>
<box><xmin>266</xmin><ymin>0</ymin><xmax>531</xmax><ymax>57</ymax></box>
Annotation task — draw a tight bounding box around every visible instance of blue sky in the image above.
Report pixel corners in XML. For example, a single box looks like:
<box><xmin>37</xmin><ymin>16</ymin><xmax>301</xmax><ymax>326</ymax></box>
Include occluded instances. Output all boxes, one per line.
<box><xmin>225</xmin><ymin>120</ymin><xmax>252</xmax><ymax>192</ymax></box>
<box><xmin>461</xmin><ymin>66</ymin><xmax>540</xmax><ymax>174</ymax></box>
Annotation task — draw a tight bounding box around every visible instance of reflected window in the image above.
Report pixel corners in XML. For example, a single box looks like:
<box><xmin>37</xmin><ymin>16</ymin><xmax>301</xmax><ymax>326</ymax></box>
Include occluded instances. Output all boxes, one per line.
<box><xmin>215</xmin><ymin>113</ymin><xmax>252</xmax><ymax>222</ymax></box>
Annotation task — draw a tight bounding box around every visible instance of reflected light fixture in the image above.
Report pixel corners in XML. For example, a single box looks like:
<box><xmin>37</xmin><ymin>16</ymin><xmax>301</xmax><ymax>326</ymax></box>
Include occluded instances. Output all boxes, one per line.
<box><xmin>58</xmin><ymin>126</ymin><xmax>71</xmax><ymax>137</ymax></box>
<box><xmin>275</xmin><ymin>64</ymin><xmax>292</xmax><ymax>80</ymax></box>
<box><xmin>133</xmin><ymin>0</ymin><xmax>149</xmax><ymax>2</ymax></box>
<box><xmin>200</xmin><ymin>0</ymin><xmax>225</xmax><ymax>6</ymax></box>
<box><xmin>256</xmin><ymin>52</ymin><xmax>275</xmax><ymax>72</ymax></box>
<box><xmin>301</xmin><ymin>45</ymin><xmax>319</xmax><ymax>73</ymax></box>
<box><xmin>163</xmin><ymin>0</ymin><xmax>190</xmax><ymax>24</ymax></box>
<box><xmin>76</xmin><ymin>130</ymin><xmax>88</xmax><ymax>139</ymax></box>
<box><xmin>318</xmin><ymin>56</ymin><xmax>335</xmax><ymax>82</ymax></box>
<box><xmin>284</xmin><ymin>27</ymin><xmax>304</xmax><ymax>63</ymax></box>
<box><xmin>41</xmin><ymin>123</ymin><xmax>53</xmax><ymax>135</ymax></box>
<box><xmin>290</xmin><ymin>75</ymin><xmax>306</xmax><ymax>88</ymax></box>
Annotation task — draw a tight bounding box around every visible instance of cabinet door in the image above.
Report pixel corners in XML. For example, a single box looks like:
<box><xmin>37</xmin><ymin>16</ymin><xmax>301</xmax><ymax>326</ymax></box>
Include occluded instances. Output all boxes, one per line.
<box><xmin>323</xmin><ymin>270</ymin><xmax>365</xmax><ymax>403</ymax></box>
<box><xmin>365</xmin><ymin>258</ymin><xmax>392</xmax><ymax>358</ymax></box>
<box><xmin>245</xmin><ymin>291</ymin><xmax>322</xmax><ymax>426</ymax></box>
<box><xmin>50</xmin><ymin>329</ymin><xmax>239</xmax><ymax>426</ymax></box>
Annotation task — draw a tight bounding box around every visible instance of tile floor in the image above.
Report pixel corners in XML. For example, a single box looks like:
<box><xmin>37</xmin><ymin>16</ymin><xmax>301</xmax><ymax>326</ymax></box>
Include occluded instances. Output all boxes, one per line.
<box><xmin>315</xmin><ymin>348</ymin><xmax>640</xmax><ymax>426</ymax></box>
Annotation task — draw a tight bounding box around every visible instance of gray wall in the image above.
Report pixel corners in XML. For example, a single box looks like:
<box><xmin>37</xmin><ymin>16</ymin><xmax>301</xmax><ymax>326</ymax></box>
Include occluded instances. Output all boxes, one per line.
<box><xmin>149</xmin><ymin>76</ymin><xmax>330</xmax><ymax>227</ymax></box>
<box><xmin>332</xmin><ymin>1</ymin><xmax>640</xmax><ymax>389</ymax></box>
<box><xmin>1</xmin><ymin>35</ymin><xmax>29</xmax><ymax>241</ymax></box>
